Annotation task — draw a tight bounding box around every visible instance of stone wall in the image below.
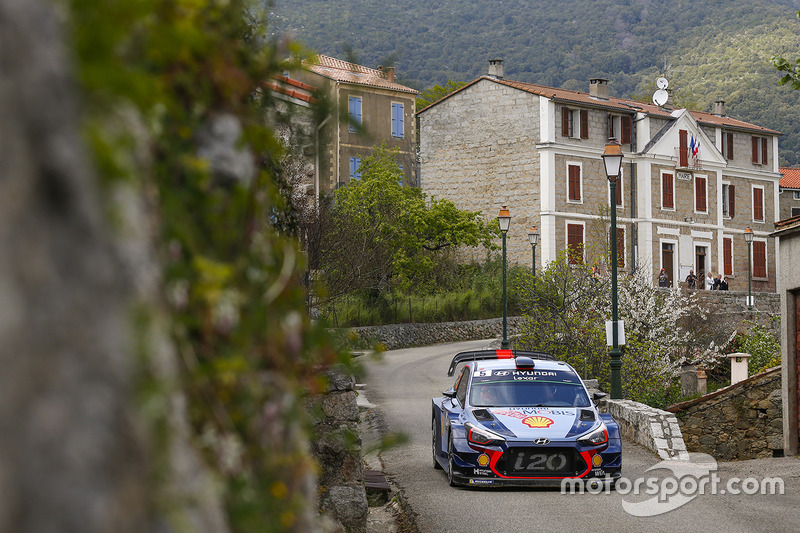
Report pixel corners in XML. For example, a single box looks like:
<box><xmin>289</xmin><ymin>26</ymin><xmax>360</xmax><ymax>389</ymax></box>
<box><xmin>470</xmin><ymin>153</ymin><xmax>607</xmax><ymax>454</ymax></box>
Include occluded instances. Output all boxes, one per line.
<box><xmin>599</xmin><ymin>399</ymin><xmax>689</xmax><ymax>460</ymax></box>
<box><xmin>667</xmin><ymin>367</ymin><xmax>782</xmax><ymax>460</ymax></box>
<box><xmin>347</xmin><ymin>317</ymin><xmax>526</xmax><ymax>350</ymax></box>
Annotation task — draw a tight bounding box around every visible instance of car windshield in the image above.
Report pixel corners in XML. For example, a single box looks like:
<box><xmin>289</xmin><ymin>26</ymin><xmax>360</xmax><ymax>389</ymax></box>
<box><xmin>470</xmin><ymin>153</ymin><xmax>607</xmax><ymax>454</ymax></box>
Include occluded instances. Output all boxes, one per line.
<box><xmin>469</xmin><ymin>382</ymin><xmax>590</xmax><ymax>408</ymax></box>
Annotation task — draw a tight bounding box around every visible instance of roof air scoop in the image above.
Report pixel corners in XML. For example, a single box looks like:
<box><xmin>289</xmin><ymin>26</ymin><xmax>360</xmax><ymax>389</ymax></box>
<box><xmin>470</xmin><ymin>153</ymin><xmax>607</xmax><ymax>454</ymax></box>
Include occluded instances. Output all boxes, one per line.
<box><xmin>515</xmin><ymin>356</ymin><xmax>536</xmax><ymax>370</ymax></box>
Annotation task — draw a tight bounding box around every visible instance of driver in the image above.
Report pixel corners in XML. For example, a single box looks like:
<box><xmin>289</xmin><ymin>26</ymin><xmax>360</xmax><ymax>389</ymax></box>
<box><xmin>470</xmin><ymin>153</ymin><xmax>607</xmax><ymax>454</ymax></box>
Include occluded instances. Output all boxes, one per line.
<box><xmin>476</xmin><ymin>385</ymin><xmax>501</xmax><ymax>406</ymax></box>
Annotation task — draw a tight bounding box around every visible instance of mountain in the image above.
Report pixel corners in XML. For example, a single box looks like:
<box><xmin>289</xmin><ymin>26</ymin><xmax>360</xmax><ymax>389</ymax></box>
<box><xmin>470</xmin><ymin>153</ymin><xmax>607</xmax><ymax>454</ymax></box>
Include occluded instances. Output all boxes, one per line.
<box><xmin>268</xmin><ymin>0</ymin><xmax>800</xmax><ymax>165</ymax></box>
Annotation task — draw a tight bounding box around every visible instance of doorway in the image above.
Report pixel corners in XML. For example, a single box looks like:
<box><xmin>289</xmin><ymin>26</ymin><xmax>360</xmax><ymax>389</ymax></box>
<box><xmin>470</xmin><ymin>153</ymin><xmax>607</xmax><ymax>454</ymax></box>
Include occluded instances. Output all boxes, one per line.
<box><xmin>661</xmin><ymin>242</ymin><xmax>674</xmax><ymax>287</ymax></box>
<box><xmin>696</xmin><ymin>246</ymin><xmax>707</xmax><ymax>289</ymax></box>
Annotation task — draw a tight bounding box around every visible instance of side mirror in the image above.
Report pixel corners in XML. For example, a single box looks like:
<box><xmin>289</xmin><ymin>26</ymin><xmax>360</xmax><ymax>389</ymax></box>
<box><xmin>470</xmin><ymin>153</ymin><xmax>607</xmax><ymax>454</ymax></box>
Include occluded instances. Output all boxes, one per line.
<box><xmin>443</xmin><ymin>388</ymin><xmax>457</xmax><ymax>399</ymax></box>
<box><xmin>592</xmin><ymin>392</ymin><xmax>608</xmax><ymax>402</ymax></box>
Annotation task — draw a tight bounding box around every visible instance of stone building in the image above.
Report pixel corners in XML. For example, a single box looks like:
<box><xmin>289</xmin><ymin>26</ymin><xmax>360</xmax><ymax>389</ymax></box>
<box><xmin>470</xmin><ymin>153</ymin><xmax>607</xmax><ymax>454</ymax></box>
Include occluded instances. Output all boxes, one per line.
<box><xmin>779</xmin><ymin>167</ymin><xmax>800</xmax><ymax>220</ymax></box>
<box><xmin>273</xmin><ymin>55</ymin><xmax>418</xmax><ymax>195</ymax></box>
<box><xmin>418</xmin><ymin>60</ymin><xmax>782</xmax><ymax>292</ymax></box>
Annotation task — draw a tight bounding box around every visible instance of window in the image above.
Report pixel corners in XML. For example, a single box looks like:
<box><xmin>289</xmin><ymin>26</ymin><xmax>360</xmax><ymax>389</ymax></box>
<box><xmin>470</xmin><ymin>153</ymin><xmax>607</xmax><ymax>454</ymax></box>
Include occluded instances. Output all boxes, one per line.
<box><xmin>695</xmin><ymin>175</ymin><xmax>707</xmax><ymax>213</ymax></box>
<box><xmin>562</xmin><ymin>108</ymin><xmax>588</xmax><ymax>139</ymax></box>
<box><xmin>455</xmin><ymin>367</ymin><xmax>470</xmax><ymax>407</ymax></box>
<box><xmin>723</xmin><ymin>237</ymin><xmax>733</xmax><ymax>276</ymax></box>
<box><xmin>349</xmin><ymin>156</ymin><xmax>361</xmax><ymax>180</ymax></box>
<box><xmin>608</xmin><ymin>115</ymin><xmax>632</xmax><ymax>144</ymax></box>
<box><xmin>679</xmin><ymin>129</ymin><xmax>689</xmax><ymax>167</ymax></box>
<box><xmin>614</xmin><ymin>171</ymin><xmax>623</xmax><ymax>207</ymax></box>
<box><xmin>722</xmin><ymin>132</ymin><xmax>734</xmax><ymax>160</ymax></box>
<box><xmin>794</xmin><ymin>191</ymin><xmax>800</xmax><ymax>200</ymax></box>
<box><xmin>348</xmin><ymin>96</ymin><xmax>362</xmax><ymax>132</ymax></box>
<box><xmin>391</xmin><ymin>102</ymin><xmax>404</xmax><ymax>138</ymax></box>
<box><xmin>567</xmin><ymin>223</ymin><xmax>584</xmax><ymax>265</ymax></box>
<box><xmin>662</xmin><ymin>172</ymin><xmax>674</xmax><ymax>209</ymax></box>
<box><xmin>722</xmin><ymin>183</ymin><xmax>735</xmax><ymax>218</ymax></box>
<box><xmin>616</xmin><ymin>227</ymin><xmax>625</xmax><ymax>268</ymax></box>
<box><xmin>751</xmin><ymin>136</ymin><xmax>768</xmax><ymax>165</ymax></box>
<box><xmin>753</xmin><ymin>240</ymin><xmax>767</xmax><ymax>278</ymax></box>
<box><xmin>753</xmin><ymin>186</ymin><xmax>764</xmax><ymax>221</ymax></box>
<box><xmin>792</xmin><ymin>207</ymin><xmax>800</xmax><ymax>217</ymax></box>
<box><xmin>567</xmin><ymin>164</ymin><xmax>582</xmax><ymax>202</ymax></box>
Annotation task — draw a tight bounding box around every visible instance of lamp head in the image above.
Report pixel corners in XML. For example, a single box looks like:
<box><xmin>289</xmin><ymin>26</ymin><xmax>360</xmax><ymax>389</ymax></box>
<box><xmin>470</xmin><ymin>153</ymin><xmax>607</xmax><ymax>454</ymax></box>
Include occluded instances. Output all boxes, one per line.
<box><xmin>744</xmin><ymin>226</ymin><xmax>754</xmax><ymax>243</ymax></box>
<box><xmin>498</xmin><ymin>205</ymin><xmax>511</xmax><ymax>233</ymax></box>
<box><xmin>528</xmin><ymin>226</ymin><xmax>539</xmax><ymax>246</ymax></box>
<box><xmin>602</xmin><ymin>139</ymin><xmax>623</xmax><ymax>182</ymax></box>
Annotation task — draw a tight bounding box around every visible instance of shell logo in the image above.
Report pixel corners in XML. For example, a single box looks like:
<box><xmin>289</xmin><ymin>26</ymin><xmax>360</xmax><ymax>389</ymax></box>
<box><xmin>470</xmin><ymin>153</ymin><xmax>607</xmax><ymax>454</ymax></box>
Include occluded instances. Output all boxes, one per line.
<box><xmin>521</xmin><ymin>416</ymin><xmax>554</xmax><ymax>428</ymax></box>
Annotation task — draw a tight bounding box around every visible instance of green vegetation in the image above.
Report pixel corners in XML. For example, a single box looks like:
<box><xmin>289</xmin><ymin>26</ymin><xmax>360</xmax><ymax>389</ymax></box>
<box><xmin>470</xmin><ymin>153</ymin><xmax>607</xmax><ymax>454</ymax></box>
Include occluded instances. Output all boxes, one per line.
<box><xmin>271</xmin><ymin>0</ymin><xmax>800</xmax><ymax>165</ymax></box>
<box><xmin>772</xmin><ymin>10</ymin><xmax>800</xmax><ymax>90</ymax></box>
<box><xmin>728</xmin><ymin>318</ymin><xmax>782</xmax><ymax>374</ymax></box>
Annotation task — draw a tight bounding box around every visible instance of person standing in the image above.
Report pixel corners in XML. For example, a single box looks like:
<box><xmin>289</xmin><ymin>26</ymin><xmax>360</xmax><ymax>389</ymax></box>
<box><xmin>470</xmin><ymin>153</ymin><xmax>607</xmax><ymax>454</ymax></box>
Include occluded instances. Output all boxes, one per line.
<box><xmin>658</xmin><ymin>268</ymin><xmax>669</xmax><ymax>288</ymax></box>
<box><xmin>685</xmin><ymin>269</ymin><xmax>697</xmax><ymax>289</ymax></box>
<box><xmin>705</xmin><ymin>272</ymin><xmax>715</xmax><ymax>290</ymax></box>
<box><xmin>720</xmin><ymin>276</ymin><xmax>729</xmax><ymax>291</ymax></box>
<box><xmin>713</xmin><ymin>274</ymin><xmax>722</xmax><ymax>290</ymax></box>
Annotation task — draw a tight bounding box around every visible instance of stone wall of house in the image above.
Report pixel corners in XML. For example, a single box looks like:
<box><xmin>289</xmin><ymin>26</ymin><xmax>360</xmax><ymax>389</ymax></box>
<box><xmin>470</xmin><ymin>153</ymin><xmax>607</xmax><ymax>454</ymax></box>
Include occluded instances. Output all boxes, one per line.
<box><xmin>667</xmin><ymin>367</ymin><xmax>782</xmax><ymax>460</ymax></box>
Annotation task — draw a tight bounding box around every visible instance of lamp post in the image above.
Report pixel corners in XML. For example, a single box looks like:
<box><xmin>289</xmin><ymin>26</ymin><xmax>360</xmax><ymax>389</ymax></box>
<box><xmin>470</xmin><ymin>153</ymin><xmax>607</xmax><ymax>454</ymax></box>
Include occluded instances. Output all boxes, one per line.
<box><xmin>744</xmin><ymin>226</ymin><xmax>754</xmax><ymax>311</ymax></box>
<box><xmin>602</xmin><ymin>140</ymin><xmax>624</xmax><ymax>399</ymax></box>
<box><xmin>528</xmin><ymin>226</ymin><xmax>539</xmax><ymax>276</ymax></box>
<box><xmin>498</xmin><ymin>205</ymin><xmax>511</xmax><ymax>349</ymax></box>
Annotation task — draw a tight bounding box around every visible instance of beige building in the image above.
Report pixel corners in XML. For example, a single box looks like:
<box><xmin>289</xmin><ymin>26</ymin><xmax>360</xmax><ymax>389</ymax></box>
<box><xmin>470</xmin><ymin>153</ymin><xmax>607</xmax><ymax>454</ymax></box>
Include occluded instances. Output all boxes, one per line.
<box><xmin>278</xmin><ymin>55</ymin><xmax>419</xmax><ymax>194</ymax></box>
<box><xmin>779</xmin><ymin>167</ymin><xmax>800</xmax><ymax>221</ymax></box>
<box><xmin>418</xmin><ymin>60</ymin><xmax>782</xmax><ymax>292</ymax></box>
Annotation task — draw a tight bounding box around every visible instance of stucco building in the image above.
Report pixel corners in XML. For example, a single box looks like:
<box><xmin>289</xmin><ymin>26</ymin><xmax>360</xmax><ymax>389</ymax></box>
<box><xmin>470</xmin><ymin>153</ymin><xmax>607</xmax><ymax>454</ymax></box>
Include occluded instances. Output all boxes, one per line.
<box><xmin>418</xmin><ymin>60</ymin><xmax>782</xmax><ymax>292</ymax></box>
<box><xmin>779</xmin><ymin>167</ymin><xmax>800</xmax><ymax>221</ymax></box>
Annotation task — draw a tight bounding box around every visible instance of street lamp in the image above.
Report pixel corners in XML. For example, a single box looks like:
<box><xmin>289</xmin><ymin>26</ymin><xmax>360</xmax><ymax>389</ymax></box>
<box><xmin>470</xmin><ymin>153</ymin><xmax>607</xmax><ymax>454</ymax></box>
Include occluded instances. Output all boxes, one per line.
<box><xmin>602</xmin><ymin>139</ymin><xmax>624</xmax><ymax>399</ymax></box>
<box><xmin>498</xmin><ymin>205</ymin><xmax>511</xmax><ymax>349</ymax></box>
<box><xmin>744</xmin><ymin>226</ymin><xmax>754</xmax><ymax>311</ymax></box>
<box><xmin>528</xmin><ymin>226</ymin><xmax>539</xmax><ymax>276</ymax></box>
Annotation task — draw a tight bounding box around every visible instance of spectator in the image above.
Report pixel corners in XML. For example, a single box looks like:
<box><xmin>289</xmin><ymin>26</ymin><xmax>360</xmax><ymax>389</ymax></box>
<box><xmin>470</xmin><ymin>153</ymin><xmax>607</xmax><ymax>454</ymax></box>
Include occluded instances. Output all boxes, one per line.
<box><xmin>705</xmin><ymin>272</ymin><xmax>714</xmax><ymax>290</ymax></box>
<box><xmin>720</xmin><ymin>276</ymin><xmax>729</xmax><ymax>291</ymax></box>
<box><xmin>685</xmin><ymin>269</ymin><xmax>697</xmax><ymax>289</ymax></box>
<box><xmin>713</xmin><ymin>274</ymin><xmax>722</xmax><ymax>290</ymax></box>
<box><xmin>658</xmin><ymin>268</ymin><xmax>669</xmax><ymax>287</ymax></box>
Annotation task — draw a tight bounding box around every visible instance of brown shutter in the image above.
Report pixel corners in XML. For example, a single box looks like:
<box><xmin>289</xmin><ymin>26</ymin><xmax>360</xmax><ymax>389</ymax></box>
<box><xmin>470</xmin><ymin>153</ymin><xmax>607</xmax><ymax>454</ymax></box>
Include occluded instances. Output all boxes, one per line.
<box><xmin>753</xmin><ymin>241</ymin><xmax>767</xmax><ymax>278</ymax></box>
<box><xmin>562</xmin><ymin>108</ymin><xmax>570</xmax><ymax>137</ymax></box>
<box><xmin>617</xmin><ymin>227</ymin><xmax>625</xmax><ymax>268</ymax></box>
<box><xmin>726</xmin><ymin>132</ymin><xmax>734</xmax><ymax>160</ymax></box>
<box><xmin>621</xmin><ymin>116</ymin><xmax>632</xmax><ymax>144</ymax></box>
<box><xmin>729</xmin><ymin>184</ymin><xmax>735</xmax><ymax>217</ymax></box>
<box><xmin>679</xmin><ymin>129</ymin><xmax>688</xmax><ymax>167</ymax></box>
<box><xmin>567</xmin><ymin>224</ymin><xmax>584</xmax><ymax>265</ymax></box>
<box><xmin>615</xmin><ymin>176</ymin><xmax>622</xmax><ymax>206</ymax></box>
<box><xmin>608</xmin><ymin>113</ymin><xmax>613</xmax><ymax>139</ymax></box>
<box><xmin>568</xmin><ymin>165</ymin><xmax>581</xmax><ymax>201</ymax></box>
<box><xmin>663</xmin><ymin>173</ymin><xmax>674</xmax><ymax>208</ymax></box>
<box><xmin>696</xmin><ymin>176</ymin><xmax>707</xmax><ymax>212</ymax></box>
<box><xmin>752</xmin><ymin>136</ymin><xmax>759</xmax><ymax>163</ymax></box>
<box><xmin>754</xmin><ymin>188</ymin><xmax>764</xmax><ymax>220</ymax></box>
<box><xmin>724</xmin><ymin>237</ymin><xmax>732</xmax><ymax>275</ymax></box>
<box><xmin>580</xmin><ymin>109</ymin><xmax>589</xmax><ymax>139</ymax></box>
<box><xmin>762</xmin><ymin>137</ymin><xmax>768</xmax><ymax>165</ymax></box>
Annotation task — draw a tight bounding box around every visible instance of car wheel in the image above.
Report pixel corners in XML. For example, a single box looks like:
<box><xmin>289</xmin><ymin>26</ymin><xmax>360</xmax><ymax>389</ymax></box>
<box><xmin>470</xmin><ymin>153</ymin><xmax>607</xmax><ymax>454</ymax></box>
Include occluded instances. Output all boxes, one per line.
<box><xmin>447</xmin><ymin>436</ymin><xmax>459</xmax><ymax>487</ymax></box>
<box><xmin>432</xmin><ymin>417</ymin><xmax>442</xmax><ymax>470</ymax></box>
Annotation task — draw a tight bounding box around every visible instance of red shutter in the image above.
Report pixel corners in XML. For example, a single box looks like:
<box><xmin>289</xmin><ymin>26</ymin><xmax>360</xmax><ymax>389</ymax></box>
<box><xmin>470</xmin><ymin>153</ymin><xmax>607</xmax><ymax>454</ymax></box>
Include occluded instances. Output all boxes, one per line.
<box><xmin>608</xmin><ymin>113</ymin><xmax>613</xmax><ymax>139</ymax></box>
<box><xmin>615</xmin><ymin>175</ymin><xmax>622</xmax><ymax>205</ymax></box>
<box><xmin>729</xmin><ymin>184</ymin><xmax>735</xmax><ymax>217</ymax></box>
<box><xmin>726</xmin><ymin>132</ymin><xmax>734</xmax><ymax>160</ymax></box>
<box><xmin>567</xmin><ymin>224</ymin><xmax>584</xmax><ymax>264</ymax></box>
<box><xmin>696</xmin><ymin>176</ymin><xmax>707</xmax><ymax>212</ymax></box>
<box><xmin>753</xmin><ymin>188</ymin><xmax>764</xmax><ymax>221</ymax></box>
<box><xmin>568</xmin><ymin>165</ymin><xmax>581</xmax><ymax>201</ymax></box>
<box><xmin>617</xmin><ymin>227</ymin><xmax>625</xmax><ymax>268</ymax></box>
<box><xmin>761</xmin><ymin>137</ymin><xmax>768</xmax><ymax>165</ymax></box>
<box><xmin>580</xmin><ymin>109</ymin><xmax>589</xmax><ymax>139</ymax></box>
<box><xmin>679</xmin><ymin>130</ymin><xmax>688</xmax><ymax>167</ymax></box>
<box><xmin>562</xmin><ymin>108</ymin><xmax>570</xmax><ymax>137</ymax></box>
<box><xmin>753</xmin><ymin>241</ymin><xmax>767</xmax><ymax>278</ymax></box>
<box><xmin>663</xmin><ymin>173</ymin><xmax>674</xmax><ymax>208</ymax></box>
<box><xmin>723</xmin><ymin>237</ymin><xmax>733</xmax><ymax>276</ymax></box>
<box><xmin>752</xmin><ymin>137</ymin><xmax>759</xmax><ymax>163</ymax></box>
<box><xmin>621</xmin><ymin>116</ymin><xmax>632</xmax><ymax>144</ymax></box>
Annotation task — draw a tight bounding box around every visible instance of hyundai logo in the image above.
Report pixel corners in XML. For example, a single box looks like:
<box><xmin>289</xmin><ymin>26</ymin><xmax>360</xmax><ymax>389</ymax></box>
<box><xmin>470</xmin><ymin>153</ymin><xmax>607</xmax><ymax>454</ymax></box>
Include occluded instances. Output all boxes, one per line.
<box><xmin>533</xmin><ymin>438</ymin><xmax>550</xmax><ymax>445</ymax></box>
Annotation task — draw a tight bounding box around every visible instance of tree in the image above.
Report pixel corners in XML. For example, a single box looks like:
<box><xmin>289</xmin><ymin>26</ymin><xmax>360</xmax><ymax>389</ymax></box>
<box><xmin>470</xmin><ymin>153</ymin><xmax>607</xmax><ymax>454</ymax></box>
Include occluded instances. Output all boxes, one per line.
<box><xmin>771</xmin><ymin>11</ymin><xmax>800</xmax><ymax>90</ymax></box>
<box><xmin>416</xmin><ymin>80</ymin><xmax>467</xmax><ymax>111</ymax></box>
<box><xmin>317</xmin><ymin>144</ymin><xmax>497</xmax><ymax>300</ymax></box>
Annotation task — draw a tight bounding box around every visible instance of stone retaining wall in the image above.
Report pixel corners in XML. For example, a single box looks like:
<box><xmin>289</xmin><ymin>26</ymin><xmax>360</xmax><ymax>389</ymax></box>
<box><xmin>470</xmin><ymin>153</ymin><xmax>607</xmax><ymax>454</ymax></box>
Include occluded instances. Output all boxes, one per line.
<box><xmin>348</xmin><ymin>317</ymin><xmax>525</xmax><ymax>350</ymax></box>
<box><xmin>600</xmin><ymin>399</ymin><xmax>689</xmax><ymax>460</ymax></box>
<box><xmin>667</xmin><ymin>367</ymin><xmax>782</xmax><ymax>461</ymax></box>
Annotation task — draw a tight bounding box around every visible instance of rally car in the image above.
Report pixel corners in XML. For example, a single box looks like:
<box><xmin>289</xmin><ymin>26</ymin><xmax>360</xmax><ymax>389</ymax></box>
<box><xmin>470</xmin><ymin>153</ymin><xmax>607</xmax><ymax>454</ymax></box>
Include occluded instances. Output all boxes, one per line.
<box><xmin>431</xmin><ymin>349</ymin><xmax>622</xmax><ymax>487</ymax></box>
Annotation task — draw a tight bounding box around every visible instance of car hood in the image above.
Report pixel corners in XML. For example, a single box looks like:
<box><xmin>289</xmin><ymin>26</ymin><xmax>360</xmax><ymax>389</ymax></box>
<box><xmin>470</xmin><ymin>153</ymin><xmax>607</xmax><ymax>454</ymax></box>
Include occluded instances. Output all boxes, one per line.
<box><xmin>485</xmin><ymin>407</ymin><xmax>596</xmax><ymax>440</ymax></box>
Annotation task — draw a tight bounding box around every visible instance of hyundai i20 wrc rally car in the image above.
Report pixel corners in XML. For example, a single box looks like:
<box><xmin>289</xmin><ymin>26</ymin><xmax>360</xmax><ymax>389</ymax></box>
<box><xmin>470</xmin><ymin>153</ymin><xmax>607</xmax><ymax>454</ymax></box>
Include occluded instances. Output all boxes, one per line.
<box><xmin>432</xmin><ymin>349</ymin><xmax>622</xmax><ymax>487</ymax></box>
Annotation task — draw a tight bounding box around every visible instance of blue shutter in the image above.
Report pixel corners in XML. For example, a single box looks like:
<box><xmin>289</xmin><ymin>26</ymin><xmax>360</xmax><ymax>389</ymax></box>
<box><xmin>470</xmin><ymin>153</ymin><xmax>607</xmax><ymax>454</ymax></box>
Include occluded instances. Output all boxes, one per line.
<box><xmin>349</xmin><ymin>97</ymin><xmax>361</xmax><ymax>132</ymax></box>
<box><xmin>392</xmin><ymin>103</ymin><xmax>404</xmax><ymax>138</ymax></box>
<box><xmin>350</xmin><ymin>157</ymin><xmax>361</xmax><ymax>180</ymax></box>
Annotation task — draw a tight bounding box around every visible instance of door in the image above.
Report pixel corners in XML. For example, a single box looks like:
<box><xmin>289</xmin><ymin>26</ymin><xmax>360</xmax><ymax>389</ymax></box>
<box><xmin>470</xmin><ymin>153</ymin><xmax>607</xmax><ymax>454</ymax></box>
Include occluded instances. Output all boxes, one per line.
<box><xmin>662</xmin><ymin>243</ymin><xmax>674</xmax><ymax>287</ymax></box>
<box><xmin>696</xmin><ymin>246</ymin><xmax>707</xmax><ymax>288</ymax></box>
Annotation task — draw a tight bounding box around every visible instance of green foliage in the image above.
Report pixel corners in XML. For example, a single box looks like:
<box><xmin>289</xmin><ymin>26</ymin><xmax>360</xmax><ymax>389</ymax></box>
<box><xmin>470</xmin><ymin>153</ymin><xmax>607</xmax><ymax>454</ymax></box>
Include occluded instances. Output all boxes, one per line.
<box><xmin>771</xmin><ymin>11</ymin><xmax>800</xmax><ymax>90</ymax></box>
<box><xmin>416</xmin><ymin>80</ymin><xmax>467</xmax><ymax>111</ymax></box>
<box><xmin>728</xmin><ymin>318</ymin><xmax>782</xmax><ymax>374</ymax></box>
<box><xmin>66</xmin><ymin>0</ymin><xmax>341</xmax><ymax>530</ymax></box>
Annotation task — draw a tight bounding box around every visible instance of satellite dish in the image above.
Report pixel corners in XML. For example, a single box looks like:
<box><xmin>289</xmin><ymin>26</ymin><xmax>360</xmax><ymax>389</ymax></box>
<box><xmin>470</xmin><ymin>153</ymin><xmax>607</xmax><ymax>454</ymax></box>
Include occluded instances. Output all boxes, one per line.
<box><xmin>653</xmin><ymin>89</ymin><xmax>669</xmax><ymax>107</ymax></box>
<box><xmin>657</xmin><ymin>77</ymin><xmax>669</xmax><ymax>90</ymax></box>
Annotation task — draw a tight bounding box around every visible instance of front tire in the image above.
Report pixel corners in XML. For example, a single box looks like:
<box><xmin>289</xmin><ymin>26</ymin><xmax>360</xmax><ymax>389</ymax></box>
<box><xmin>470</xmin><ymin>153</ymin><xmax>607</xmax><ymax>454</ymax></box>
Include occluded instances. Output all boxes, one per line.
<box><xmin>447</xmin><ymin>436</ymin><xmax>460</xmax><ymax>487</ymax></box>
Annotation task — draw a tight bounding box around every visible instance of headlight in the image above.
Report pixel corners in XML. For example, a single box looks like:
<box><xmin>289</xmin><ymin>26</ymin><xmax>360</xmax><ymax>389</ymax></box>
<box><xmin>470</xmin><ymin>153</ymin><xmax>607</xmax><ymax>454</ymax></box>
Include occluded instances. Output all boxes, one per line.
<box><xmin>465</xmin><ymin>423</ymin><xmax>505</xmax><ymax>447</ymax></box>
<box><xmin>578</xmin><ymin>422</ymin><xmax>608</xmax><ymax>446</ymax></box>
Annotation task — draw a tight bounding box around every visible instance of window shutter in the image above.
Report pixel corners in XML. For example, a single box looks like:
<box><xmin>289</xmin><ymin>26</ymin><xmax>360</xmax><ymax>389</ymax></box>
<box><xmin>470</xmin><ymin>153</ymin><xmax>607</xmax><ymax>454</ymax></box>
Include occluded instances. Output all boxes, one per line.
<box><xmin>580</xmin><ymin>109</ymin><xmax>589</xmax><ymax>139</ymax></box>
<box><xmin>663</xmin><ymin>173</ymin><xmax>674</xmax><ymax>208</ymax></box>
<box><xmin>562</xmin><ymin>108</ymin><xmax>570</xmax><ymax>137</ymax></box>
<box><xmin>617</xmin><ymin>227</ymin><xmax>625</xmax><ymax>268</ymax></box>
<box><xmin>679</xmin><ymin>129</ymin><xmax>688</xmax><ymax>167</ymax></box>
<box><xmin>761</xmin><ymin>137</ymin><xmax>768</xmax><ymax>165</ymax></box>
<box><xmin>568</xmin><ymin>165</ymin><xmax>581</xmax><ymax>201</ymax></box>
<box><xmin>753</xmin><ymin>188</ymin><xmax>764</xmax><ymax>221</ymax></box>
<box><xmin>724</xmin><ymin>237</ymin><xmax>733</xmax><ymax>275</ymax></box>
<box><xmin>752</xmin><ymin>137</ymin><xmax>759</xmax><ymax>163</ymax></box>
<box><xmin>621</xmin><ymin>116</ymin><xmax>632</xmax><ymax>144</ymax></box>
<box><xmin>696</xmin><ymin>176</ymin><xmax>706</xmax><ymax>212</ymax></box>
<box><xmin>753</xmin><ymin>241</ymin><xmax>767</xmax><ymax>278</ymax></box>
<box><xmin>615</xmin><ymin>176</ymin><xmax>622</xmax><ymax>206</ymax></box>
<box><xmin>729</xmin><ymin>184</ymin><xmax>735</xmax><ymax>217</ymax></box>
<box><xmin>726</xmin><ymin>132</ymin><xmax>734</xmax><ymax>160</ymax></box>
<box><xmin>567</xmin><ymin>224</ymin><xmax>584</xmax><ymax>264</ymax></box>
<box><xmin>607</xmin><ymin>113</ymin><xmax>613</xmax><ymax>139</ymax></box>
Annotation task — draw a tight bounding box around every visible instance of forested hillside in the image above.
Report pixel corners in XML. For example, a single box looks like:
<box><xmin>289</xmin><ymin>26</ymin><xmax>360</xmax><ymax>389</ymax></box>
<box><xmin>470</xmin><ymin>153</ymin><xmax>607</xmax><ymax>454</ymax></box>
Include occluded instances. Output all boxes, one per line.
<box><xmin>269</xmin><ymin>0</ymin><xmax>800</xmax><ymax>165</ymax></box>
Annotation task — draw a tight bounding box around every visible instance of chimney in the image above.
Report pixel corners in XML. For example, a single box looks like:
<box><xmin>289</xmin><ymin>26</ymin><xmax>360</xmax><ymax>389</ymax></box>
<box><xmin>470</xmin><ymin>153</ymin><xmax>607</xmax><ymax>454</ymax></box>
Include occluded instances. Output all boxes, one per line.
<box><xmin>488</xmin><ymin>59</ymin><xmax>504</xmax><ymax>79</ymax></box>
<box><xmin>589</xmin><ymin>78</ymin><xmax>609</xmax><ymax>100</ymax></box>
<box><xmin>713</xmin><ymin>100</ymin><xmax>726</xmax><ymax>116</ymax></box>
<box><xmin>386</xmin><ymin>66</ymin><xmax>395</xmax><ymax>82</ymax></box>
<box><xmin>663</xmin><ymin>89</ymin><xmax>675</xmax><ymax>111</ymax></box>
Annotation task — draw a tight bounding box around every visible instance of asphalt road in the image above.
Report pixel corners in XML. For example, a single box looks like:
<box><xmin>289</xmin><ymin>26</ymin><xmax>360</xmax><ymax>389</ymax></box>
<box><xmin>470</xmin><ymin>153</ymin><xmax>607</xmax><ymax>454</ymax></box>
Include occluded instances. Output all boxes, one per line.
<box><xmin>363</xmin><ymin>339</ymin><xmax>800</xmax><ymax>533</ymax></box>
